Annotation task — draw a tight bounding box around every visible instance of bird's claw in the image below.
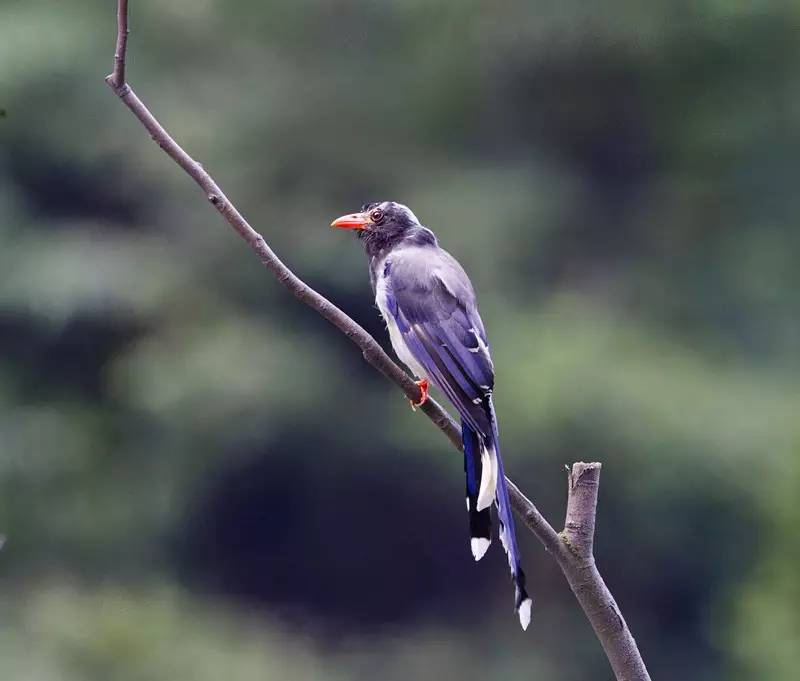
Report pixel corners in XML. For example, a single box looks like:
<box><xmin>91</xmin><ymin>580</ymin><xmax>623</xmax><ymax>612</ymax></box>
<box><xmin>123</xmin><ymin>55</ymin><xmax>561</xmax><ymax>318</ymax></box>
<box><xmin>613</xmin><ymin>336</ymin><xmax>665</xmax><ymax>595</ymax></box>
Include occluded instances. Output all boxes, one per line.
<box><xmin>409</xmin><ymin>379</ymin><xmax>429</xmax><ymax>411</ymax></box>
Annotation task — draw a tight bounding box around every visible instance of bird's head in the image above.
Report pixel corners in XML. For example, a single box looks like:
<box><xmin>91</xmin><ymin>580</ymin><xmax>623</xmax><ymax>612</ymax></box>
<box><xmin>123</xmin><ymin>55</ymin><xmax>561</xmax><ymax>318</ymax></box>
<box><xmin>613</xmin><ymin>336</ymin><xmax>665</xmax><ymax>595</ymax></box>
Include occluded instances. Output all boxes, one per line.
<box><xmin>331</xmin><ymin>201</ymin><xmax>429</xmax><ymax>256</ymax></box>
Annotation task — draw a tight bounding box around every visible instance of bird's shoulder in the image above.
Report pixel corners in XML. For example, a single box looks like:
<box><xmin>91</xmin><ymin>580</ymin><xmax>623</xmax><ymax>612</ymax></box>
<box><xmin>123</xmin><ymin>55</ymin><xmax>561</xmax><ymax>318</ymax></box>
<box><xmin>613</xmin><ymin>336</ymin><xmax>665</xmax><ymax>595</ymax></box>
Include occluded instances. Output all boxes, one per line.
<box><xmin>383</xmin><ymin>243</ymin><xmax>490</xmax><ymax>353</ymax></box>
<box><xmin>384</xmin><ymin>243</ymin><xmax>475</xmax><ymax>302</ymax></box>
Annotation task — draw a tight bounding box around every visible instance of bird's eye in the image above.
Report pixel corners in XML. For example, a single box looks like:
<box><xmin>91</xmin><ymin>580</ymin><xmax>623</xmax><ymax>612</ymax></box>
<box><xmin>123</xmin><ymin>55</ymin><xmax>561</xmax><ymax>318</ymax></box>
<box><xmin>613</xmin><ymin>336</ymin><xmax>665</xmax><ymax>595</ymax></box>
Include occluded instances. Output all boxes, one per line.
<box><xmin>370</xmin><ymin>209</ymin><xmax>384</xmax><ymax>223</ymax></box>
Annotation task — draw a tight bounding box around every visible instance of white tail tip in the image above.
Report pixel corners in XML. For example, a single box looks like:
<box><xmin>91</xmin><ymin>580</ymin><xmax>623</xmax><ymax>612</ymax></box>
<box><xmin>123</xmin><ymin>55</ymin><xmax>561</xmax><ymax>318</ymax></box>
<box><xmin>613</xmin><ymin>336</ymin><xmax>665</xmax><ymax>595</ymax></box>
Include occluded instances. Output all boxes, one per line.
<box><xmin>471</xmin><ymin>537</ymin><xmax>491</xmax><ymax>561</ymax></box>
<box><xmin>518</xmin><ymin>598</ymin><xmax>532</xmax><ymax>630</ymax></box>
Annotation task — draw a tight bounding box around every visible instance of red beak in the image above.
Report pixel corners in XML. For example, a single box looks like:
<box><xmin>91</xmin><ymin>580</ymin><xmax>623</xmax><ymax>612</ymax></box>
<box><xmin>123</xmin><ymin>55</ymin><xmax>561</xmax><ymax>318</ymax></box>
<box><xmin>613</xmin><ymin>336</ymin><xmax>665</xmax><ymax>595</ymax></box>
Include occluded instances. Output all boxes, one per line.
<box><xmin>330</xmin><ymin>212</ymin><xmax>371</xmax><ymax>230</ymax></box>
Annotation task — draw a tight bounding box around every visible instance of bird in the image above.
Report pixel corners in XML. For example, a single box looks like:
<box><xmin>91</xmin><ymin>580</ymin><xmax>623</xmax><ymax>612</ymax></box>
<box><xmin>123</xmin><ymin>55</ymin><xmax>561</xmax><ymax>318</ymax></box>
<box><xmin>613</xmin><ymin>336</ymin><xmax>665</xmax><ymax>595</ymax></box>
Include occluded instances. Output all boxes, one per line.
<box><xmin>331</xmin><ymin>200</ymin><xmax>532</xmax><ymax>630</ymax></box>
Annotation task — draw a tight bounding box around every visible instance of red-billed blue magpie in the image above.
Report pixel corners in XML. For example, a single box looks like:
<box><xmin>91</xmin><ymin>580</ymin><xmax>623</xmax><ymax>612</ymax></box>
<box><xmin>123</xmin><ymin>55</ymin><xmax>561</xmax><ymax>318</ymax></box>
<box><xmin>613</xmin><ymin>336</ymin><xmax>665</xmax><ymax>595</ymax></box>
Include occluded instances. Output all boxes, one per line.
<box><xmin>331</xmin><ymin>201</ymin><xmax>532</xmax><ymax>629</ymax></box>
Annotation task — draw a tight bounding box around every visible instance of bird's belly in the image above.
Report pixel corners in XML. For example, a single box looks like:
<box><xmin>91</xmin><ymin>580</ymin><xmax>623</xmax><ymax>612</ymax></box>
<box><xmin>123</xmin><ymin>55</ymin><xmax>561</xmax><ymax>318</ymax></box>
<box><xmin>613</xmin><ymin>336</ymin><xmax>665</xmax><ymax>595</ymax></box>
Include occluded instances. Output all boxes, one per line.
<box><xmin>375</xmin><ymin>292</ymin><xmax>428</xmax><ymax>381</ymax></box>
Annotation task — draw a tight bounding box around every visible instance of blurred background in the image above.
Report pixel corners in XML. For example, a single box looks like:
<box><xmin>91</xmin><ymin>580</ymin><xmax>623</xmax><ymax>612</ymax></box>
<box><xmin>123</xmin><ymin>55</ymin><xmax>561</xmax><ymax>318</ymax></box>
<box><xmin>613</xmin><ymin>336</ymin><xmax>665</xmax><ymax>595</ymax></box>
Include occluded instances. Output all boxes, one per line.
<box><xmin>1</xmin><ymin>1</ymin><xmax>799</xmax><ymax>679</ymax></box>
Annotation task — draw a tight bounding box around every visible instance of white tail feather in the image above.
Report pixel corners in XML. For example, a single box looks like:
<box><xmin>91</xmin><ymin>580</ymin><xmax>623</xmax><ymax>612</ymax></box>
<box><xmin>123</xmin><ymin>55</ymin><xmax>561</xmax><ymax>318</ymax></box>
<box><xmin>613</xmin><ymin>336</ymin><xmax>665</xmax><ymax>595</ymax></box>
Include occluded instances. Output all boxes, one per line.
<box><xmin>476</xmin><ymin>446</ymin><xmax>497</xmax><ymax>511</ymax></box>
<box><xmin>471</xmin><ymin>537</ymin><xmax>491</xmax><ymax>561</ymax></box>
<box><xmin>518</xmin><ymin>598</ymin><xmax>532</xmax><ymax>630</ymax></box>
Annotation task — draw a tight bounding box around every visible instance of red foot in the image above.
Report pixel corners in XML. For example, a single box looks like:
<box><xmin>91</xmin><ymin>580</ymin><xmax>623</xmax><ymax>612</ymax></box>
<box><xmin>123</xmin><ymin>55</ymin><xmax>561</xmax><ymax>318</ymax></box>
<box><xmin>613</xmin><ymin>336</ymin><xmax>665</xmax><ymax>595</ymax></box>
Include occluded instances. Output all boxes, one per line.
<box><xmin>410</xmin><ymin>379</ymin><xmax>429</xmax><ymax>411</ymax></box>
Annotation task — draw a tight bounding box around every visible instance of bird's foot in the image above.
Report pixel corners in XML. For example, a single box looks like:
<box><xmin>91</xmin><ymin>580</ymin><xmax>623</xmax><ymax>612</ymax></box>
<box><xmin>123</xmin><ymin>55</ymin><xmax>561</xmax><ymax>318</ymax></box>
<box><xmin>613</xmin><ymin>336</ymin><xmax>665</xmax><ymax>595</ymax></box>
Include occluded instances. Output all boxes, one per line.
<box><xmin>409</xmin><ymin>379</ymin><xmax>429</xmax><ymax>411</ymax></box>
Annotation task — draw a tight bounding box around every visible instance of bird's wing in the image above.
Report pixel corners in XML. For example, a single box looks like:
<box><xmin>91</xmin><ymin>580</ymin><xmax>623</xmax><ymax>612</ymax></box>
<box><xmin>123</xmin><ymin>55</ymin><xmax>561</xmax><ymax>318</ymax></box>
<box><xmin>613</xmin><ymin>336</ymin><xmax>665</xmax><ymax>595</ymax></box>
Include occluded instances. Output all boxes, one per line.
<box><xmin>384</xmin><ymin>247</ymin><xmax>495</xmax><ymax>435</ymax></box>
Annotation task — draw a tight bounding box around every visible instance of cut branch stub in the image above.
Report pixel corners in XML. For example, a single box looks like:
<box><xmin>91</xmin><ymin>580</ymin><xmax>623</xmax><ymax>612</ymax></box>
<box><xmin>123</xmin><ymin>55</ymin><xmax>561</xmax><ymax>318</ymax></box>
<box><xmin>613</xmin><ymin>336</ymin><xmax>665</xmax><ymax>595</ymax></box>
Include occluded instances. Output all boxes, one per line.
<box><xmin>563</xmin><ymin>461</ymin><xmax>602</xmax><ymax>559</ymax></box>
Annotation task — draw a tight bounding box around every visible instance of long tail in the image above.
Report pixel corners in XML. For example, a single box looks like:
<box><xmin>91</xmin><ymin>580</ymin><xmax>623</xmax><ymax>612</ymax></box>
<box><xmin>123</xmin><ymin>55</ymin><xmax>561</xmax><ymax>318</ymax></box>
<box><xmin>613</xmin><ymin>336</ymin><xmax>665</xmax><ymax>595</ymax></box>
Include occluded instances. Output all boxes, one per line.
<box><xmin>462</xmin><ymin>421</ymin><xmax>492</xmax><ymax>561</ymax></box>
<box><xmin>487</xmin><ymin>398</ymin><xmax>532</xmax><ymax>630</ymax></box>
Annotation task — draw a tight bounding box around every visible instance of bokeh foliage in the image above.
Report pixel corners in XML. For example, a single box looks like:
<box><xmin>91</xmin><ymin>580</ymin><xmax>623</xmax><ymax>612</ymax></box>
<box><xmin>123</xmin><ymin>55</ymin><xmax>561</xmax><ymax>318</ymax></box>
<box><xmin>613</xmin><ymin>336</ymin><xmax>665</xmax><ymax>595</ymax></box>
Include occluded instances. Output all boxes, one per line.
<box><xmin>1</xmin><ymin>1</ymin><xmax>799</xmax><ymax>679</ymax></box>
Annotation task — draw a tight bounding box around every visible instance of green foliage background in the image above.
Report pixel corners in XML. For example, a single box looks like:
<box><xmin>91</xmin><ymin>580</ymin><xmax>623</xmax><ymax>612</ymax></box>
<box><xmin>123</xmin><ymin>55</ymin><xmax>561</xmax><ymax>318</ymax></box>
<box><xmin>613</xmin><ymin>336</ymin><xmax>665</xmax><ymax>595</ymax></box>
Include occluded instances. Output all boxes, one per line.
<box><xmin>1</xmin><ymin>1</ymin><xmax>799</xmax><ymax>679</ymax></box>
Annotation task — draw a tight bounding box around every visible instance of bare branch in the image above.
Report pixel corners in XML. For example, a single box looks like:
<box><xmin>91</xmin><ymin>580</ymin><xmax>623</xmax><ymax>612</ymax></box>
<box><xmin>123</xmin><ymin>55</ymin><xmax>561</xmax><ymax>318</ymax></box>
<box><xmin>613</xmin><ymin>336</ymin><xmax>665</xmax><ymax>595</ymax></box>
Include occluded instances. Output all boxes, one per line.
<box><xmin>510</xmin><ymin>465</ymin><xmax>651</xmax><ymax>681</ymax></box>
<box><xmin>105</xmin><ymin>5</ymin><xmax>651</xmax><ymax>681</ymax></box>
<box><xmin>556</xmin><ymin>464</ymin><xmax>651</xmax><ymax>681</ymax></box>
<box><xmin>110</xmin><ymin>0</ymin><xmax>129</xmax><ymax>88</ymax></box>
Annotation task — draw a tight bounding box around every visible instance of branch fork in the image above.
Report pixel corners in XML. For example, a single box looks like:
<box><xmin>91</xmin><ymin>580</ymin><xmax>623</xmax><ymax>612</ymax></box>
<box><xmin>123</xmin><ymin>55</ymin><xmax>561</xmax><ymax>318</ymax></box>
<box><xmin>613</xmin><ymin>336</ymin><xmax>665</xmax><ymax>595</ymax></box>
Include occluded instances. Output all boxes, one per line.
<box><xmin>105</xmin><ymin>5</ymin><xmax>651</xmax><ymax>680</ymax></box>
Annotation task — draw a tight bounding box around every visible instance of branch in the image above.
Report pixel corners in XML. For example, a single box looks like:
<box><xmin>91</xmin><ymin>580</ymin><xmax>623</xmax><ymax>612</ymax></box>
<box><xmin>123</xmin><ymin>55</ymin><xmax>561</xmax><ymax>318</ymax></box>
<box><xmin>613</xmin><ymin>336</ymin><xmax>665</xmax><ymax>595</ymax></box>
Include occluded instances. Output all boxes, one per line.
<box><xmin>109</xmin><ymin>0</ymin><xmax>129</xmax><ymax>88</ymax></box>
<box><xmin>559</xmin><ymin>464</ymin><xmax>651</xmax><ymax>681</ymax></box>
<box><xmin>105</xmin><ymin>5</ymin><xmax>651</xmax><ymax>680</ymax></box>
